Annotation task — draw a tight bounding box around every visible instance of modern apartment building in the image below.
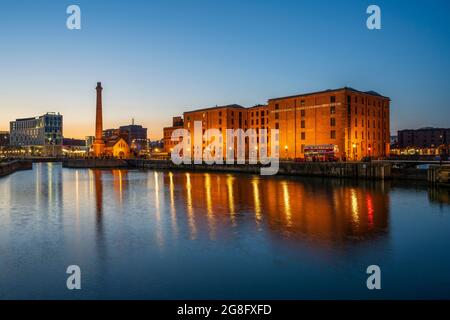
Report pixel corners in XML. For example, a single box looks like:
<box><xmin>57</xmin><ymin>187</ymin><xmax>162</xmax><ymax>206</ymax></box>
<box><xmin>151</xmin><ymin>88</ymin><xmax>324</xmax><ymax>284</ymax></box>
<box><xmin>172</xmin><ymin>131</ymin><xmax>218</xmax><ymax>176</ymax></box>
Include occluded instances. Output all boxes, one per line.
<box><xmin>9</xmin><ymin>112</ymin><xmax>63</xmax><ymax>155</ymax></box>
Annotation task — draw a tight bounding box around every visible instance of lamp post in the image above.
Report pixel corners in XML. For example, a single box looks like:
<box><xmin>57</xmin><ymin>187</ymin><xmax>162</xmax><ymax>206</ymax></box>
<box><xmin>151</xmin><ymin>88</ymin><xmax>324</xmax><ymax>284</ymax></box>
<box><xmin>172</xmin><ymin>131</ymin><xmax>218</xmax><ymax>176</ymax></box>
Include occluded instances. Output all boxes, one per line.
<box><xmin>352</xmin><ymin>143</ymin><xmax>357</xmax><ymax>161</ymax></box>
<box><xmin>284</xmin><ymin>145</ymin><xmax>288</xmax><ymax>160</ymax></box>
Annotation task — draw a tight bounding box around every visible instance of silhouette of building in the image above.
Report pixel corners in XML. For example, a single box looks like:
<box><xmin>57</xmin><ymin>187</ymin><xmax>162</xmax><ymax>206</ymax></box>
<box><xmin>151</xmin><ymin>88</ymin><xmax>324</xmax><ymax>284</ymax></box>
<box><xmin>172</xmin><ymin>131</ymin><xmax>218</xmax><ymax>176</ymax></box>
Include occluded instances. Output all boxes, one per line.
<box><xmin>0</xmin><ymin>131</ymin><xmax>9</xmax><ymax>147</ymax></box>
<box><xmin>398</xmin><ymin>128</ymin><xmax>449</xmax><ymax>148</ymax></box>
<box><xmin>62</xmin><ymin>138</ymin><xmax>88</xmax><ymax>156</ymax></box>
<box><xmin>119</xmin><ymin>120</ymin><xmax>148</xmax><ymax>153</ymax></box>
<box><xmin>103</xmin><ymin>128</ymin><xmax>117</xmax><ymax>140</ymax></box>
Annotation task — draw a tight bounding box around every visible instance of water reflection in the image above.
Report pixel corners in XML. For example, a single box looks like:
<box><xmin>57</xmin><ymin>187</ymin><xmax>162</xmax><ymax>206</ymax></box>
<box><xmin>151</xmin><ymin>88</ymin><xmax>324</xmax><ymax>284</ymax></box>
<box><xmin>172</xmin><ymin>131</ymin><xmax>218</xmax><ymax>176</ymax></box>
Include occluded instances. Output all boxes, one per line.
<box><xmin>3</xmin><ymin>164</ymin><xmax>391</xmax><ymax>246</ymax></box>
<box><xmin>3</xmin><ymin>163</ymin><xmax>450</xmax><ymax>299</ymax></box>
<box><xmin>94</xmin><ymin>170</ymin><xmax>103</xmax><ymax>232</ymax></box>
<box><xmin>428</xmin><ymin>187</ymin><xmax>450</xmax><ymax>205</ymax></box>
<box><xmin>151</xmin><ymin>171</ymin><xmax>390</xmax><ymax>244</ymax></box>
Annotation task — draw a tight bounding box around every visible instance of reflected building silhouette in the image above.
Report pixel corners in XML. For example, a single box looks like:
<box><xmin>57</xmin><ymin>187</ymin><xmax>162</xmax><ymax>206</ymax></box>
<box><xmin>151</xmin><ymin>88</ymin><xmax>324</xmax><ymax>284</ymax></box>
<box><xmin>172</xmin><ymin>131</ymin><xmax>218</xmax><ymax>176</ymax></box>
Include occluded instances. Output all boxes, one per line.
<box><xmin>87</xmin><ymin>168</ymin><xmax>390</xmax><ymax>245</ymax></box>
<box><xmin>111</xmin><ymin>169</ymin><xmax>128</xmax><ymax>206</ymax></box>
<box><xmin>93</xmin><ymin>170</ymin><xmax>103</xmax><ymax>233</ymax></box>
<box><xmin>160</xmin><ymin>173</ymin><xmax>390</xmax><ymax>245</ymax></box>
<box><xmin>428</xmin><ymin>187</ymin><xmax>450</xmax><ymax>205</ymax></box>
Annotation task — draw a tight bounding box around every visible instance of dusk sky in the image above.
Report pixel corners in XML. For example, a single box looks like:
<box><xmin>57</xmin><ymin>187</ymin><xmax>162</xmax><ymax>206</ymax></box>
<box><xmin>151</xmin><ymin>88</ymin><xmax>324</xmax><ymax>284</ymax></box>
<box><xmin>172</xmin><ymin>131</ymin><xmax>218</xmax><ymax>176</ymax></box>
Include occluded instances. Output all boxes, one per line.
<box><xmin>0</xmin><ymin>0</ymin><xmax>449</xmax><ymax>139</ymax></box>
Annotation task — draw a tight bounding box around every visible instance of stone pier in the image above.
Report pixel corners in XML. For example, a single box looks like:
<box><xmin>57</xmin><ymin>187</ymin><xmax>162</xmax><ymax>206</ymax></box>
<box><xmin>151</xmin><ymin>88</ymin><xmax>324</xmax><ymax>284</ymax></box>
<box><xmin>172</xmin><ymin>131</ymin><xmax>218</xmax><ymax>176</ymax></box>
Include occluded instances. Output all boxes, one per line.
<box><xmin>0</xmin><ymin>160</ymin><xmax>33</xmax><ymax>177</ymax></box>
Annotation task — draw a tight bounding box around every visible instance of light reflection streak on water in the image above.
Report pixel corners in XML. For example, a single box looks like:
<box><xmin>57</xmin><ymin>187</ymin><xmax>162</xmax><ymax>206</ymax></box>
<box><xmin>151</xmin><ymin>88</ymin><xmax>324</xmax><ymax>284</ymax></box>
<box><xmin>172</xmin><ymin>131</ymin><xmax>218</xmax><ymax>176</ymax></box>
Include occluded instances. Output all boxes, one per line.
<box><xmin>227</xmin><ymin>175</ymin><xmax>236</xmax><ymax>227</ymax></box>
<box><xmin>153</xmin><ymin>171</ymin><xmax>164</xmax><ymax>248</ymax></box>
<box><xmin>169</xmin><ymin>172</ymin><xmax>178</xmax><ymax>237</ymax></box>
<box><xmin>351</xmin><ymin>188</ymin><xmax>360</xmax><ymax>229</ymax></box>
<box><xmin>204</xmin><ymin>173</ymin><xmax>216</xmax><ymax>239</ymax></box>
<box><xmin>252</xmin><ymin>178</ymin><xmax>262</xmax><ymax>224</ymax></box>
<box><xmin>282</xmin><ymin>181</ymin><xmax>292</xmax><ymax>227</ymax></box>
<box><xmin>185</xmin><ymin>173</ymin><xmax>197</xmax><ymax>239</ymax></box>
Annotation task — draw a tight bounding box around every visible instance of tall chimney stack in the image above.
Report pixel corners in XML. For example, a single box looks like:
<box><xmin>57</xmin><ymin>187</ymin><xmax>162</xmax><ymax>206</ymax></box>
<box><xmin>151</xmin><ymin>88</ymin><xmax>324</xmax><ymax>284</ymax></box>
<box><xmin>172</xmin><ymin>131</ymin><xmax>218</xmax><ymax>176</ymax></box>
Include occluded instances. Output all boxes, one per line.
<box><xmin>93</xmin><ymin>82</ymin><xmax>105</xmax><ymax>157</ymax></box>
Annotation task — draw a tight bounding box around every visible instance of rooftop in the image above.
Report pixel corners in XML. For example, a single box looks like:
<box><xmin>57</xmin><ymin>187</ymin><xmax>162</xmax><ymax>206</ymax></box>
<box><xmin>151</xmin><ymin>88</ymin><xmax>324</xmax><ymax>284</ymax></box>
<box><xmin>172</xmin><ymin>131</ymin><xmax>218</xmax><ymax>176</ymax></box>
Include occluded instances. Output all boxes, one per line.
<box><xmin>184</xmin><ymin>104</ymin><xmax>245</xmax><ymax>114</ymax></box>
<box><xmin>248</xmin><ymin>104</ymin><xmax>268</xmax><ymax>109</ymax></box>
<box><xmin>12</xmin><ymin>112</ymin><xmax>62</xmax><ymax>122</ymax></box>
<box><xmin>268</xmin><ymin>87</ymin><xmax>390</xmax><ymax>101</ymax></box>
<box><xmin>399</xmin><ymin>127</ymin><xmax>450</xmax><ymax>132</ymax></box>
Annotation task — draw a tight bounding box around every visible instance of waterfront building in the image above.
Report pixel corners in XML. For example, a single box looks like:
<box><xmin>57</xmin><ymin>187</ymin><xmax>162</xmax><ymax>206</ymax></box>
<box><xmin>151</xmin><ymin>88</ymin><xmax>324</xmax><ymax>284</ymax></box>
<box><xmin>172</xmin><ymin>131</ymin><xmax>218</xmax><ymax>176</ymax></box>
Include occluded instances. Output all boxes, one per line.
<box><xmin>104</xmin><ymin>136</ymin><xmax>130</xmax><ymax>158</ymax></box>
<box><xmin>267</xmin><ymin>87</ymin><xmax>390</xmax><ymax>160</ymax></box>
<box><xmin>397</xmin><ymin>128</ymin><xmax>449</xmax><ymax>148</ymax></box>
<box><xmin>165</xmin><ymin>87</ymin><xmax>390</xmax><ymax>161</ymax></box>
<box><xmin>119</xmin><ymin>120</ymin><xmax>148</xmax><ymax>153</ymax></box>
<box><xmin>0</xmin><ymin>131</ymin><xmax>10</xmax><ymax>147</ymax></box>
<box><xmin>62</xmin><ymin>138</ymin><xmax>88</xmax><ymax>157</ymax></box>
<box><xmin>163</xmin><ymin>116</ymin><xmax>184</xmax><ymax>153</ymax></box>
<box><xmin>92</xmin><ymin>82</ymin><xmax>131</xmax><ymax>158</ymax></box>
<box><xmin>247</xmin><ymin>105</ymin><xmax>269</xmax><ymax>132</ymax></box>
<box><xmin>183</xmin><ymin>104</ymin><xmax>247</xmax><ymax>159</ymax></box>
<box><xmin>103</xmin><ymin>122</ymin><xmax>148</xmax><ymax>154</ymax></box>
<box><xmin>391</xmin><ymin>127</ymin><xmax>450</xmax><ymax>158</ymax></box>
<box><xmin>9</xmin><ymin>112</ymin><xmax>63</xmax><ymax>156</ymax></box>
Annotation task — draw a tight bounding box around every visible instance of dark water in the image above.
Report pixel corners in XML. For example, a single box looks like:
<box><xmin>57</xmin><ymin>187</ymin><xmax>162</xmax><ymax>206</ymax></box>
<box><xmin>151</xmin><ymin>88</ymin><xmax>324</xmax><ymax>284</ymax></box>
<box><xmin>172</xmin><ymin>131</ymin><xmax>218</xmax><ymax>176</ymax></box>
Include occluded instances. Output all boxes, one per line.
<box><xmin>0</xmin><ymin>163</ymin><xmax>449</xmax><ymax>299</ymax></box>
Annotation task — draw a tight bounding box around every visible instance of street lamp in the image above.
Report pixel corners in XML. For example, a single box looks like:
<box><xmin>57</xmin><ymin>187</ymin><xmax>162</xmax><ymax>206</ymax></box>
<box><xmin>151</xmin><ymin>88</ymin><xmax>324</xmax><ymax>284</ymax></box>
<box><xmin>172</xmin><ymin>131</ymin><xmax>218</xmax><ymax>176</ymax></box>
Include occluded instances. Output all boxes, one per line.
<box><xmin>284</xmin><ymin>145</ymin><xmax>288</xmax><ymax>160</ymax></box>
<box><xmin>352</xmin><ymin>143</ymin><xmax>357</xmax><ymax>161</ymax></box>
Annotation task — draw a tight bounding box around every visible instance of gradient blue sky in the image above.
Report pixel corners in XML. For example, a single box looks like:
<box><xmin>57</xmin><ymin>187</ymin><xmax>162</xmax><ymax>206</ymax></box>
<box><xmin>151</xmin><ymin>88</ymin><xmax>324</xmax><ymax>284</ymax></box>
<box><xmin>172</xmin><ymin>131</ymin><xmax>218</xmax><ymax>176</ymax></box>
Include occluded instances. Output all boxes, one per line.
<box><xmin>0</xmin><ymin>0</ymin><xmax>449</xmax><ymax>139</ymax></box>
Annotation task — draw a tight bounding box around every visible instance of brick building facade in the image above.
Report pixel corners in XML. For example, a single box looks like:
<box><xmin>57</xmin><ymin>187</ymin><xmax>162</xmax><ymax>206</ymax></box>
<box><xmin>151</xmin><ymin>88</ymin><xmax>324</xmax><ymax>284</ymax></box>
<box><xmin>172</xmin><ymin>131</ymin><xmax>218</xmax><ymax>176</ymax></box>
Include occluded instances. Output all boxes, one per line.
<box><xmin>164</xmin><ymin>87</ymin><xmax>390</xmax><ymax>161</ymax></box>
<box><xmin>268</xmin><ymin>87</ymin><xmax>390</xmax><ymax>160</ymax></box>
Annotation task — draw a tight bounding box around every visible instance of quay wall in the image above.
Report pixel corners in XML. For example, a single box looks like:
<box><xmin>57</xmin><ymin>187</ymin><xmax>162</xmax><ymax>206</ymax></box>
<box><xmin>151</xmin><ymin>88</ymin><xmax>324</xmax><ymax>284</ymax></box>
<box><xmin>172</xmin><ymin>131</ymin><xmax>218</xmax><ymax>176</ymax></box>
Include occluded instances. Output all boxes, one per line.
<box><xmin>0</xmin><ymin>160</ymin><xmax>33</xmax><ymax>177</ymax></box>
<box><xmin>62</xmin><ymin>159</ymin><xmax>128</xmax><ymax>169</ymax></box>
<box><xmin>61</xmin><ymin>159</ymin><xmax>448</xmax><ymax>184</ymax></box>
<box><xmin>128</xmin><ymin>160</ymin><xmax>392</xmax><ymax>180</ymax></box>
<box><xmin>428</xmin><ymin>165</ymin><xmax>450</xmax><ymax>186</ymax></box>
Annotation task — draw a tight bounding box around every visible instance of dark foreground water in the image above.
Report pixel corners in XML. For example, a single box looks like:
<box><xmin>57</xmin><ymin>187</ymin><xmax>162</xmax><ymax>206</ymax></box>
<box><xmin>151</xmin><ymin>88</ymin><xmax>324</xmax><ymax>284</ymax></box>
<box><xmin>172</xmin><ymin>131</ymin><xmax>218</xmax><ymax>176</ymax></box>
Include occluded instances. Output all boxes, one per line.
<box><xmin>0</xmin><ymin>163</ymin><xmax>449</xmax><ymax>299</ymax></box>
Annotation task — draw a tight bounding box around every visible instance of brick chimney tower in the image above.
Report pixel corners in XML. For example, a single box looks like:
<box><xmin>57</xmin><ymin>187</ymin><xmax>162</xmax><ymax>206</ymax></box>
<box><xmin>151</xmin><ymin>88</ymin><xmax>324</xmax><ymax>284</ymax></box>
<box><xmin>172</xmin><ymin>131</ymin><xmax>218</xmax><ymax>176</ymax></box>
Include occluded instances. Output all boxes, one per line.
<box><xmin>93</xmin><ymin>82</ymin><xmax>105</xmax><ymax>157</ymax></box>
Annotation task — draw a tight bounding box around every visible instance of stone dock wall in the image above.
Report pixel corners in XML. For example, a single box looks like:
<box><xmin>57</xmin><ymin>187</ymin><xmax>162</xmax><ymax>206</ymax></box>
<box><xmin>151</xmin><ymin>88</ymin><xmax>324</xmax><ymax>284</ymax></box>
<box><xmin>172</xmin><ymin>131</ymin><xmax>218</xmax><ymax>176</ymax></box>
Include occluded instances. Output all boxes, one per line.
<box><xmin>0</xmin><ymin>160</ymin><xmax>33</xmax><ymax>177</ymax></box>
